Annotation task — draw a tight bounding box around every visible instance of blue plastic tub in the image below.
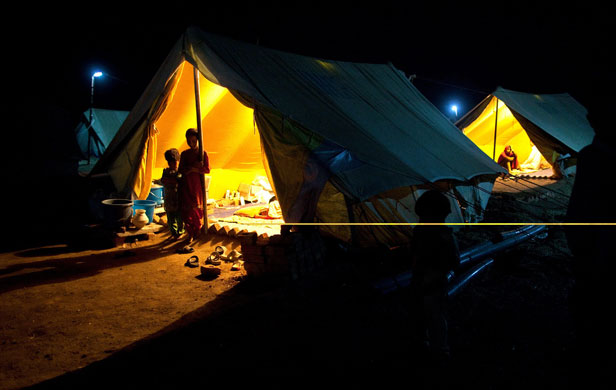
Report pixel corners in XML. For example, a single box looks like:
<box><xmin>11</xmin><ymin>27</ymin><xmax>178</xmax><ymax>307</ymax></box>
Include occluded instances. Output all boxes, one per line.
<box><xmin>132</xmin><ymin>200</ymin><xmax>156</xmax><ymax>225</ymax></box>
<box><xmin>147</xmin><ymin>184</ymin><xmax>164</xmax><ymax>206</ymax></box>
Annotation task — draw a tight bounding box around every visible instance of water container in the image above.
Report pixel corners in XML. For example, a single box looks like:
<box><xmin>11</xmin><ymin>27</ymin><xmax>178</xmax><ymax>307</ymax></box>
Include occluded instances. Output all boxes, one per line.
<box><xmin>131</xmin><ymin>209</ymin><xmax>149</xmax><ymax>229</ymax></box>
<box><xmin>132</xmin><ymin>200</ymin><xmax>156</xmax><ymax>225</ymax></box>
<box><xmin>147</xmin><ymin>184</ymin><xmax>164</xmax><ymax>206</ymax></box>
<box><xmin>101</xmin><ymin>199</ymin><xmax>134</xmax><ymax>229</ymax></box>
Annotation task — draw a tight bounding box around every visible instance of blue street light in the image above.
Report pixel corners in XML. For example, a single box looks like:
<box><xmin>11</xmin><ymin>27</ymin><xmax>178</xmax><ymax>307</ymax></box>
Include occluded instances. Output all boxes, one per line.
<box><xmin>88</xmin><ymin>71</ymin><xmax>104</xmax><ymax>164</ymax></box>
<box><xmin>451</xmin><ymin>104</ymin><xmax>458</xmax><ymax>117</ymax></box>
<box><xmin>90</xmin><ymin>71</ymin><xmax>104</xmax><ymax>108</ymax></box>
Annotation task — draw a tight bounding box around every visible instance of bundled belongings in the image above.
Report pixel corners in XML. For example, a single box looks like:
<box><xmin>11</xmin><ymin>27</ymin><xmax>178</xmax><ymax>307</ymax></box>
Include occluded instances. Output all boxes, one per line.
<box><xmin>234</xmin><ymin>200</ymin><xmax>282</xmax><ymax>219</ymax></box>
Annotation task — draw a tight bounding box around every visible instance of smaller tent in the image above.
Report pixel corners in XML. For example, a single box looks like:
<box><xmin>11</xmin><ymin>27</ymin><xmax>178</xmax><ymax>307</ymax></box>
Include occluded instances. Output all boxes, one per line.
<box><xmin>456</xmin><ymin>87</ymin><xmax>595</xmax><ymax>175</ymax></box>
<box><xmin>74</xmin><ymin>108</ymin><xmax>129</xmax><ymax>159</ymax></box>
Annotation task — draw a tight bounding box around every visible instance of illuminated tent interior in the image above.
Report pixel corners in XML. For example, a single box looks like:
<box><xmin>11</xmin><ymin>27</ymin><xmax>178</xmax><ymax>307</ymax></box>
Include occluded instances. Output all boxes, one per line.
<box><xmin>92</xmin><ymin>27</ymin><xmax>504</xmax><ymax>247</ymax></box>
<box><xmin>151</xmin><ymin>61</ymin><xmax>267</xmax><ymax>201</ymax></box>
<box><xmin>456</xmin><ymin>87</ymin><xmax>595</xmax><ymax>176</ymax></box>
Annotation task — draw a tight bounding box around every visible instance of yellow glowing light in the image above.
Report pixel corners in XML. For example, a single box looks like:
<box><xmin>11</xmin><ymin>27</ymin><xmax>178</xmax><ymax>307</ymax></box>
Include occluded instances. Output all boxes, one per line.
<box><xmin>316</xmin><ymin>60</ymin><xmax>337</xmax><ymax>72</ymax></box>
<box><xmin>462</xmin><ymin>97</ymin><xmax>540</xmax><ymax>165</ymax></box>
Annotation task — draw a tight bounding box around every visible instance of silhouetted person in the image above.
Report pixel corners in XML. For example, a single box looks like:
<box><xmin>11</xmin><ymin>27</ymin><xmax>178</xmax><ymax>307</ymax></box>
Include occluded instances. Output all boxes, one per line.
<box><xmin>565</xmin><ymin>87</ymin><xmax>616</xmax><ymax>389</ymax></box>
<box><xmin>410</xmin><ymin>189</ymin><xmax>460</xmax><ymax>365</ymax></box>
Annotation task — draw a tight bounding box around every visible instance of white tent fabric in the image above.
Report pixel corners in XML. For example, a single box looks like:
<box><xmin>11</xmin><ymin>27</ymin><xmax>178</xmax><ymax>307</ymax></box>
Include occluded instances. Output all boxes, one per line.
<box><xmin>96</xmin><ymin>26</ymin><xmax>503</xmax><ymax>199</ymax></box>
<box><xmin>493</xmin><ymin>87</ymin><xmax>595</xmax><ymax>153</ymax></box>
<box><xmin>183</xmin><ymin>29</ymin><xmax>503</xmax><ymax>200</ymax></box>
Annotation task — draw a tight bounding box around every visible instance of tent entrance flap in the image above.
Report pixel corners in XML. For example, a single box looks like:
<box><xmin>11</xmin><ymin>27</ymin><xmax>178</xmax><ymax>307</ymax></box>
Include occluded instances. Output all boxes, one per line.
<box><xmin>133</xmin><ymin>61</ymin><xmax>269</xmax><ymax>201</ymax></box>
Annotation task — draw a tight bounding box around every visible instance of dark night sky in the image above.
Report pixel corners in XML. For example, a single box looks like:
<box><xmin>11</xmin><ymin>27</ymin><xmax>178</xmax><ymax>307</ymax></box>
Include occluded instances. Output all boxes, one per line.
<box><xmin>8</xmin><ymin>3</ymin><xmax>615</xmax><ymax>151</ymax></box>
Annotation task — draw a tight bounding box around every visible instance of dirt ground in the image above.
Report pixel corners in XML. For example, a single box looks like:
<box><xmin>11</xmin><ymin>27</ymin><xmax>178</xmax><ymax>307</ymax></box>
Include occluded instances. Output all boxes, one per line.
<box><xmin>1</xmin><ymin>176</ymin><xmax>581</xmax><ymax>389</ymax></box>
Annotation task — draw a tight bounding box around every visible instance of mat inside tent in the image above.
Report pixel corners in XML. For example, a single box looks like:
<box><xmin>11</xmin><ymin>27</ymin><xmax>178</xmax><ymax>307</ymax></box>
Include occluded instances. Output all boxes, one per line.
<box><xmin>511</xmin><ymin>167</ymin><xmax>556</xmax><ymax>179</ymax></box>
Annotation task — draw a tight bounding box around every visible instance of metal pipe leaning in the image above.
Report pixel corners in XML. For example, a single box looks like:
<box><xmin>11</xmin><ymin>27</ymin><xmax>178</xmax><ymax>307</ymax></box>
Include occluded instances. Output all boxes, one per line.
<box><xmin>447</xmin><ymin>258</ymin><xmax>494</xmax><ymax>297</ymax></box>
<box><xmin>372</xmin><ymin>225</ymin><xmax>548</xmax><ymax>295</ymax></box>
<box><xmin>459</xmin><ymin>225</ymin><xmax>546</xmax><ymax>266</ymax></box>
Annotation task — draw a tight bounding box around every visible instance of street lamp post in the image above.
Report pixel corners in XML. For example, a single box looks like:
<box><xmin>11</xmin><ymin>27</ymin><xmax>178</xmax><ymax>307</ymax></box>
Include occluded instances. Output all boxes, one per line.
<box><xmin>88</xmin><ymin>71</ymin><xmax>103</xmax><ymax>164</ymax></box>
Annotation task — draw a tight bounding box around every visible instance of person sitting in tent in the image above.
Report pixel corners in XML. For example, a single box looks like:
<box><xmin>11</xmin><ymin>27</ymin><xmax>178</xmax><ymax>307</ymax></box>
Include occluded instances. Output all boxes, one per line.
<box><xmin>409</xmin><ymin>190</ymin><xmax>460</xmax><ymax>365</ymax></box>
<box><xmin>497</xmin><ymin>145</ymin><xmax>519</xmax><ymax>173</ymax></box>
<box><xmin>178</xmin><ymin>128</ymin><xmax>210</xmax><ymax>248</ymax></box>
<box><xmin>160</xmin><ymin>148</ymin><xmax>184</xmax><ymax>240</ymax></box>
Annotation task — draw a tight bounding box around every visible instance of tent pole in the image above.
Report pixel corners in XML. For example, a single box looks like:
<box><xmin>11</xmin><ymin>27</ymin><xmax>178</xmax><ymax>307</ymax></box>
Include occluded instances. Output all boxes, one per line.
<box><xmin>88</xmin><ymin>80</ymin><xmax>95</xmax><ymax>165</ymax></box>
<box><xmin>492</xmin><ymin>98</ymin><xmax>499</xmax><ymax>161</ymax></box>
<box><xmin>193</xmin><ymin>65</ymin><xmax>209</xmax><ymax>233</ymax></box>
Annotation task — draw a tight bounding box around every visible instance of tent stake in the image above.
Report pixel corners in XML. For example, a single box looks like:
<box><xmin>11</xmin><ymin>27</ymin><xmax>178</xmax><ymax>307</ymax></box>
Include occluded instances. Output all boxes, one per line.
<box><xmin>193</xmin><ymin>65</ymin><xmax>209</xmax><ymax>232</ymax></box>
<box><xmin>492</xmin><ymin>98</ymin><xmax>499</xmax><ymax>161</ymax></box>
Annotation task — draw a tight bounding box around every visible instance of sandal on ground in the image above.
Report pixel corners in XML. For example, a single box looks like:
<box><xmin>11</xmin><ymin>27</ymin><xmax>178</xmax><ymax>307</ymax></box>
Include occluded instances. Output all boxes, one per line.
<box><xmin>226</xmin><ymin>250</ymin><xmax>242</xmax><ymax>263</ymax></box>
<box><xmin>176</xmin><ymin>245</ymin><xmax>194</xmax><ymax>254</ymax></box>
<box><xmin>206</xmin><ymin>252</ymin><xmax>221</xmax><ymax>266</ymax></box>
<box><xmin>185</xmin><ymin>255</ymin><xmax>199</xmax><ymax>267</ymax></box>
<box><xmin>214</xmin><ymin>245</ymin><xmax>226</xmax><ymax>256</ymax></box>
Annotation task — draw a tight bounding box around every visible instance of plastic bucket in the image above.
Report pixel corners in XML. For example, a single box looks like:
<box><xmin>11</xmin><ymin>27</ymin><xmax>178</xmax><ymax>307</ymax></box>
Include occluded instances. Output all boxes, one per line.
<box><xmin>132</xmin><ymin>200</ymin><xmax>156</xmax><ymax>225</ymax></box>
<box><xmin>101</xmin><ymin>199</ymin><xmax>134</xmax><ymax>229</ymax></box>
<box><xmin>147</xmin><ymin>184</ymin><xmax>164</xmax><ymax>206</ymax></box>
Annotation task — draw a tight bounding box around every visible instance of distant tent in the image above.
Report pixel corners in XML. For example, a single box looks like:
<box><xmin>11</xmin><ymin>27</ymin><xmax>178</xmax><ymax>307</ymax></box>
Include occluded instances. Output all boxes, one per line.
<box><xmin>456</xmin><ymin>87</ymin><xmax>595</xmax><ymax>175</ymax></box>
<box><xmin>74</xmin><ymin>108</ymin><xmax>129</xmax><ymax>159</ymax></box>
<box><xmin>91</xmin><ymin>27</ymin><xmax>503</xmax><ymax>246</ymax></box>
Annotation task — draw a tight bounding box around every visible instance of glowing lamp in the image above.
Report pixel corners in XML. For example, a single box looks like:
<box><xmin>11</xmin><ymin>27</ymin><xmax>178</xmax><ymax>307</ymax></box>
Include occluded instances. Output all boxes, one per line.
<box><xmin>87</xmin><ymin>71</ymin><xmax>104</xmax><ymax>163</ymax></box>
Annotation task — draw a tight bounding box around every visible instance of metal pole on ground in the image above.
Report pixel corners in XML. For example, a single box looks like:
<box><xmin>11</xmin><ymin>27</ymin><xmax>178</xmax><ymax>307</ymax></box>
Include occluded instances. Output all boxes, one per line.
<box><xmin>193</xmin><ymin>65</ymin><xmax>209</xmax><ymax>233</ymax></box>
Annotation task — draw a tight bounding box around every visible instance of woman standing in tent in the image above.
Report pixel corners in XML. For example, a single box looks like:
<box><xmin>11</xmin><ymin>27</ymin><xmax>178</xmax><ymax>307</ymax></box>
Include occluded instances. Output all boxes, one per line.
<box><xmin>179</xmin><ymin>128</ymin><xmax>210</xmax><ymax>248</ymax></box>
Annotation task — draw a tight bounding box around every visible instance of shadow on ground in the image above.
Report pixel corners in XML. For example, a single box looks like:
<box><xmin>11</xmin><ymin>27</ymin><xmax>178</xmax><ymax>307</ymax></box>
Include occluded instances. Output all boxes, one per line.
<box><xmin>0</xmin><ymin>238</ymin><xmax>186</xmax><ymax>295</ymax></box>
<box><xmin>16</xmin><ymin>177</ymin><xmax>580</xmax><ymax>388</ymax></box>
<box><xmin>23</xmin><ymin>259</ymin><xmax>439</xmax><ymax>387</ymax></box>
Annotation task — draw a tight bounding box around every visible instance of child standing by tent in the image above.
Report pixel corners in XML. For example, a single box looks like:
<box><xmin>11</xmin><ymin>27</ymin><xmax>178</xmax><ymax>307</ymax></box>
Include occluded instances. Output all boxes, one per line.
<box><xmin>179</xmin><ymin>128</ymin><xmax>210</xmax><ymax>247</ymax></box>
<box><xmin>160</xmin><ymin>148</ymin><xmax>184</xmax><ymax>239</ymax></box>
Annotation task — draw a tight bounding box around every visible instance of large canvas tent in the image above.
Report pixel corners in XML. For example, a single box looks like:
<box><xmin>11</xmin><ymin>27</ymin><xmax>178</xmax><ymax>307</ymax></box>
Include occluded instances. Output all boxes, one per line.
<box><xmin>75</xmin><ymin>108</ymin><xmax>129</xmax><ymax>159</ymax></box>
<box><xmin>91</xmin><ymin>27</ymin><xmax>504</xmax><ymax>246</ymax></box>
<box><xmin>456</xmin><ymin>87</ymin><xmax>595</xmax><ymax>175</ymax></box>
